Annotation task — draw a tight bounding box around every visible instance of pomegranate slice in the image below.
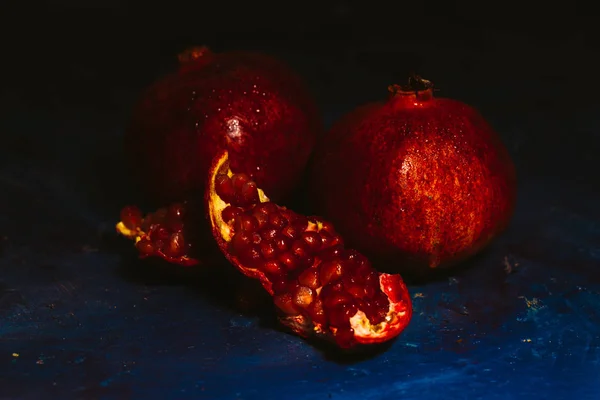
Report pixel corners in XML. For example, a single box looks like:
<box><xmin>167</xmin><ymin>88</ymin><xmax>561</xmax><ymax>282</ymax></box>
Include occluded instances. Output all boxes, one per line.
<box><xmin>116</xmin><ymin>202</ymin><xmax>199</xmax><ymax>266</ymax></box>
<box><xmin>207</xmin><ymin>150</ymin><xmax>412</xmax><ymax>348</ymax></box>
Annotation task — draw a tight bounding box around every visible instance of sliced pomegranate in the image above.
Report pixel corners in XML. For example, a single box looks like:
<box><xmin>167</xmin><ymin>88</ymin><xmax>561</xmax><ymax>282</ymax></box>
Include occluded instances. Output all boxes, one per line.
<box><xmin>116</xmin><ymin>202</ymin><xmax>199</xmax><ymax>266</ymax></box>
<box><xmin>207</xmin><ymin>150</ymin><xmax>412</xmax><ymax>348</ymax></box>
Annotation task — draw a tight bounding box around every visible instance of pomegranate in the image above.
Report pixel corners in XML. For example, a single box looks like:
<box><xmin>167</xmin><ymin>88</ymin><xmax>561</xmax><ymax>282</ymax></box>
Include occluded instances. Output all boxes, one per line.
<box><xmin>117</xmin><ymin>46</ymin><xmax>321</xmax><ymax>265</ymax></box>
<box><xmin>207</xmin><ymin>150</ymin><xmax>412</xmax><ymax>348</ymax></box>
<box><xmin>312</xmin><ymin>76</ymin><xmax>516</xmax><ymax>273</ymax></box>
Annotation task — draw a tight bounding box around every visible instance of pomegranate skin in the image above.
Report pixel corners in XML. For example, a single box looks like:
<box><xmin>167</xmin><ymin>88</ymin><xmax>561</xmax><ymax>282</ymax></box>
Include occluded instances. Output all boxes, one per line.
<box><xmin>125</xmin><ymin>46</ymin><xmax>321</xmax><ymax>205</ymax></box>
<box><xmin>313</xmin><ymin>81</ymin><xmax>516</xmax><ymax>272</ymax></box>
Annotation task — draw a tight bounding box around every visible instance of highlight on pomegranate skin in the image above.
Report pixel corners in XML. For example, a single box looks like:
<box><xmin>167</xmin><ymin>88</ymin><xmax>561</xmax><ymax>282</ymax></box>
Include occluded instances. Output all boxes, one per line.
<box><xmin>207</xmin><ymin>150</ymin><xmax>412</xmax><ymax>349</ymax></box>
<box><xmin>116</xmin><ymin>203</ymin><xmax>199</xmax><ymax>266</ymax></box>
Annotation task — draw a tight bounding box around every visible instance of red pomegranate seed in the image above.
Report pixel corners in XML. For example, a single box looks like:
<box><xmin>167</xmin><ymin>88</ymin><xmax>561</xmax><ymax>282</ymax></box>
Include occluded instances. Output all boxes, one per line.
<box><xmin>235</xmin><ymin>214</ymin><xmax>258</xmax><ymax>232</ymax></box>
<box><xmin>292</xmin><ymin>286</ymin><xmax>314</xmax><ymax>308</ymax></box>
<box><xmin>222</xmin><ymin>206</ymin><xmax>242</xmax><ymax>223</ymax></box>
<box><xmin>278</xmin><ymin>252</ymin><xmax>297</xmax><ymax>270</ymax></box>
<box><xmin>319</xmin><ymin>259</ymin><xmax>344</xmax><ymax>285</ymax></box>
<box><xmin>136</xmin><ymin>238</ymin><xmax>154</xmax><ymax>255</ymax></box>
<box><xmin>298</xmin><ymin>267</ymin><xmax>320</xmax><ymax>289</ymax></box>
<box><xmin>268</xmin><ymin>212</ymin><xmax>287</xmax><ymax>229</ymax></box>
<box><xmin>240</xmin><ymin>181</ymin><xmax>259</xmax><ymax>204</ymax></box>
<box><xmin>273</xmin><ymin>235</ymin><xmax>292</xmax><ymax>251</ymax></box>
<box><xmin>307</xmin><ymin>298</ymin><xmax>327</xmax><ymax>326</ymax></box>
<box><xmin>231</xmin><ymin>231</ymin><xmax>253</xmax><ymax>254</ymax></box>
<box><xmin>215</xmin><ymin>174</ymin><xmax>235</xmax><ymax>203</ymax></box>
<box><xmin>301</xmin><ymin>231</ymin><xmax>321</xmax><ymax>252</ymax></box>
<box><xmin>328</xmin><ymin>302</ymin><xmax>358</xmax><ymax>327</ymax></box>
<box><xmin>281</xmin><ymin>224</ymin><xmax>300</xmax><ymax>239</ymax></box>
<box><xmin>253</xmin><ymin>210</ymin><xmax>269</xmax><ymax>228</ymax></box>
<box><xmin>323</xmin><ymin>292</ymin><xmax>354</xmax><ymax>310</ymax></box>
<box><xmin>165</xmin><ymin>232</ymin><xmax>186</xmax><ymax>257</ymax></box>
<box><xmin>345</xmin><ymin>281</ymin><xmax>366</xmax><ymax>299</ymax></box>
<box><xmin>238</xmin><ymin>244</ymin><xmax>262</xmax><ymax>266</ymax></box>
<box><xmin>231</xmin><ymin>173</ymin><xmax>250</xmax><ymax>192</ymax></box>
<box><xmin>259</xmin><ymin>240</ymin><xmax>278</xmax><ymax>259</ymax></box>
<box><xmin>291</xmin><ymin>240</ymin><xmax>311</xmax><ymax>260</ymax></box>
<box><xmin>274</xmin><ymin>293</ymin><xmax>299</xmax><ymax>315</ymax></box>
<box><xmin>262</xmin><ymin>259</ymin><xmax>284</xmax><ymax>276</ymax></box>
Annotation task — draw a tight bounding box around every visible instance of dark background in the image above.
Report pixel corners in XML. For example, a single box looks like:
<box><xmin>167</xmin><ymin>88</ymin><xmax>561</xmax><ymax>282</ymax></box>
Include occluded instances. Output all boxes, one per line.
<box><xmin>1</xmin><ymin>2</ymin><xmax>599</xmax><ymax>399</ymax></box>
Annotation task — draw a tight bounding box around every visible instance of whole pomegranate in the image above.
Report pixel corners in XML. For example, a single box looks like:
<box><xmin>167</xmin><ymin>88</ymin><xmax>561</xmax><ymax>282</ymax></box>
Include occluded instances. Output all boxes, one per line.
<box><xmin>206</xmin><ymin>149</ymin><xmax>412</xmax><ymax>348</ymax></box>
<box><xmin>117</xmin><ymin>46</ymin><xmax>321</xmax><ymax>265</ymax></box>
<box><xmin>312</xmin><ymin>76</ymin><xmax>516</xmax><ymax>273</ymax></box>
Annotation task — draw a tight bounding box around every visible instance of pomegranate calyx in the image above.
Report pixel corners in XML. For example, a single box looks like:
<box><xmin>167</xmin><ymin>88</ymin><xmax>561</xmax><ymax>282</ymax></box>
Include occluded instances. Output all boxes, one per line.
<box><xmin>207</xmin><ymin>150</ymin><xmax>412</xmax><ymax>348</ymax></box>
<box><xmin>177</xmin><ymin>45</ymin><xmax>213</xmax><ymax>65</ymax></box>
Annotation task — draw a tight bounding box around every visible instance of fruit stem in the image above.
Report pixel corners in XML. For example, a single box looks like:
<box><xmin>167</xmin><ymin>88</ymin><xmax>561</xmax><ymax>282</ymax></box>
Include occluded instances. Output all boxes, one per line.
<box><xmin>388</xmin><ymin>75</ymin><xmax>434</xmax><ymax>103</ymax></box>
<box><xmin>177</xmin><ymin>46</ymin><xmax>214</xmax><ymax>67</ymax></box>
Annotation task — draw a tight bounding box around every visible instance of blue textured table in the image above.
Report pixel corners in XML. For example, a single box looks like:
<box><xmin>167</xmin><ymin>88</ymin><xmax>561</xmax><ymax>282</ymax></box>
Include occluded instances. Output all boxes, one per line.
<box><xmin>1</xmin><ymin>11</ymin><xmax>600</xmax><ymax>399</ymax></box>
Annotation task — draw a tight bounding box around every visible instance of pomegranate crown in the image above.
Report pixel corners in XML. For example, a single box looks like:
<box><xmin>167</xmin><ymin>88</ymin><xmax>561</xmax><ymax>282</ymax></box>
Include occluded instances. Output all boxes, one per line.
<box><xmin>388</xmin><ymin>74</ymin><xmax>434</xmax><ymax>96</ymax></box>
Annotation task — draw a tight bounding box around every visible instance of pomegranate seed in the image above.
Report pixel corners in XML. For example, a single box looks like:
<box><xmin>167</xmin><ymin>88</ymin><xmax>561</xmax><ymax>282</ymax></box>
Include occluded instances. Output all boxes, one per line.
<box><xmin>347</xmin><ymin>250</ymin><xmax>369</xmax><ymax>267</ymax></box>
<box><xmin>238</xmin><ymin>244</ymin><xmax>262</xmax><ymax>267</ymax></box>
<box><xmin>232</xmin><ymin>173</ymin><xmax>250</xmax><ymax>192</ymax></box>
<box><xmin>320</xmin><ymin>221</ymin><xmax>336</xmax><ymax>234</ymax></box>
<box><xmin>253</xmin><ymin>210</ymin><xmax>269</xmax><ymax>228</ymax></box>
<box><xmin>320</xmin><ymin>231</ymin><xmax>343</xmax><ymax>249</ymax></box>
<box><xmin>215</xmin><ymin>174</ymin><xmax>235</xmax><ymax>202</ymax></box>
<box><xmin>334</xmin><ymin>328</ymin><xmax>356</xmax><ymax>348</ymax></box>
<box><xmin>231</xmin><ymin>231</ymin><xmax>252</xmax><ymax>254</ymax></box>
<box><xmin>259</xmin><ymin>240</ymin><xmax>278</xmax><ymax>259</ymax></box>
<box><xmin>260</xmin><ymin>227</ymin><xmax>278</xmax><ymax>240</ymax></box>
<box><xmin>120</xmin><ymin>206</ymin><xmax>143</xmax><ymax>230</ymax></box>
<box><xmin>301</xmin><ymin>231</ymin><xmax>321</xmax><ymax>252</ymax></box>
<box><xmin>151</xmin><ymin>226</ymin><xmax>171</xmax><ymax>241</ymax></box>
<box><xmin>273</xmin><ymin>235</ymin><xmax>292</xmax><ymax>251</ymax></box>
<box><xmin>165</xmin><ymin>232</ymin><xmax>185</xmax><ymax>257</ymax></box>
<box><xmin>293</xmin><ymin>215</ymin><xmax>309</xmax><ymax>230</ymax></box>
<box><xmin>319</xmin><ymin>259</ymin><xmax>344</xmax><ymax>285</ymax></box>
<box><xmin>235</xmin><ymin>214</ymin><xmax>258</xmax><ymax>232</ymax></box>
<box><xmin>281</xmin><ymin>224</ymin><xmax>300</xmax><ymax>239</ymax></box>
<box><xmin>262</xmin><ymin>259</ymin><xmax>283</xmax><ymax>276</ymax></box>
<box><xmin>222</xmin><ymin>206</ymin><xmax>242</xmax><ymax>223</ymax></box>
<box><xmin>253</xmin><ymin>202</ymin><xmax>277</xmax><ymax>215</ymax></box>
<box><xmin>298</xmin><ymin>267</ymin><xmax>320</xmax><ymax>289</ymax></box>
<box><xmin>271</xmin><ymin>278</ymin><xmax>288</xmax><ymax>294</ymax></box>
<box><xmin>240</xmin><ymin>181</ymin><xmax>260</xmax><ymax>204</ymax></box>
<box><xmin>273</xmin><ymin>293</ymin><xmax>299</xmax><ymax>315</ymax></box>
<box><xmin>278</xmin><ymin>252</ymin><xmax>297</xmax><ymax>270</ymax></box>
<box><xmin>269</xmin><ymin>212</ymin><xmax>287</xmax><ymax>229</ymax></box>
<box><xmin>345</xmin><ymin>281</ymin><xmax>366</xmax><ymax>299</ymax></box>
<box><xmin>293</xmin><ymin>286</ymin><xmax>314</xmax><ymax>308</ymax></box>
<box><xmin>329</xmin><ymin>302</ymin><xmax>358</xmax><ymax>327</ymax></box>
<box><xmin>165</xmin><ymin>217</ymin><xmax>184</xmax><ymax>232</ymax></box>
<box><xmin>291</xmin><ymin>240</ymin><xmax>310</xmax><ymax>259</ymax></box>
<box><xmin>136</xmin><ymin>238</ymin><xmax>154</xmax><ymax>255</ymax></box>
<box><xmin>323</xmin><ymin>293</ymin><xmax>354</xmax><ymax>310</ymax></box>
<box><xmin>307</xmin><ymin>299</ymin><xmax>327</xmax><ymax>326</ymax></box>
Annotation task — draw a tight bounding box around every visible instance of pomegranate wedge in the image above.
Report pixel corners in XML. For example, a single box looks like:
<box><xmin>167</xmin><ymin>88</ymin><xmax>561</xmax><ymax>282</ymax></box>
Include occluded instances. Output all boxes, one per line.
<box><xmin>207</xmin><ymin>150</ymin><xmax>412</xmax><ymax>348</ymax></box>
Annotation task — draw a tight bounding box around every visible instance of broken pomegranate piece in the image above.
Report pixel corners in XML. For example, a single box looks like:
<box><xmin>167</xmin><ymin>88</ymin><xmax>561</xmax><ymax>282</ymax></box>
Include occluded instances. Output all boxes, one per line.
<box><xmin>116</xmin><ymin>202</ymin><xmax>199</xmax><ymax>266</ymax></box>
<box><xmin>207</xmin><ymin>150</ymin><xmax>412</xmax><ymax>348</ymax></box>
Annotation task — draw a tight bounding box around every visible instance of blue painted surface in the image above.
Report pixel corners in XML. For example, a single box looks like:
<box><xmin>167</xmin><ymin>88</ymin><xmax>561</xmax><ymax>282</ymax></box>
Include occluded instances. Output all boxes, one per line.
<box><xmin>1</xmin><ymin>27</ymin><xmax>600</xmax><ymax>399</ymax></box>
